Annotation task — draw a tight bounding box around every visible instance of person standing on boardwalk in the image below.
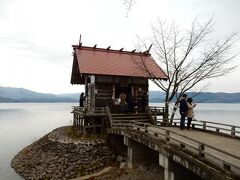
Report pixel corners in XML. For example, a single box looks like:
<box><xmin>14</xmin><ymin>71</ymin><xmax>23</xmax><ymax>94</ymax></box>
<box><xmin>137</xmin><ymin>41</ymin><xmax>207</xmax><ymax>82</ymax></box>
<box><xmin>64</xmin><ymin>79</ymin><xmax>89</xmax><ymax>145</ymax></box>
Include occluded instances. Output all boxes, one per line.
<box><xmin>79</xmin><ymin>92</ymin><xmax>85</xmax><ymax>107</ymax></box>
<box><xmin>179</xmin><ymin>94</ymin><xmax>188</xmax><ymax>130</ymax></box>
<box><xmin>186</xmin><ymin>98</ymin><xmax>196</xmax><ymax>130</ymax></box>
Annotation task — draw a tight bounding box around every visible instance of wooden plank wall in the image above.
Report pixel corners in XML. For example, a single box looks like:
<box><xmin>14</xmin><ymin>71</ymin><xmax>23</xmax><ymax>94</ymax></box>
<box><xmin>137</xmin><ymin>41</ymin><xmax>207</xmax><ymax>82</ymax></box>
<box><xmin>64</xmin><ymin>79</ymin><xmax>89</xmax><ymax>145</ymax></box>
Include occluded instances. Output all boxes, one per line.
<box><xmin>95</xmin><ymin>83</ymin><xmax>113</xmax><ymax>107</ymax></box>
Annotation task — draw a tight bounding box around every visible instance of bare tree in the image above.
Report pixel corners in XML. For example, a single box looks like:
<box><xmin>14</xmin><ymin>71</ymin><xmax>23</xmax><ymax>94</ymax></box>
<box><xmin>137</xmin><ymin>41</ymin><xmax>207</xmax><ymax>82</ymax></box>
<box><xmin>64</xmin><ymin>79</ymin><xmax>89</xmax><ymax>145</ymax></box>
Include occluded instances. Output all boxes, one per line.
<box><xmin>137</xmin><ymin>17</ymin><xmax>238</xmax><ymax>123</ymax></box>
<box><xmin>123</xmin><ymin>0</ymin><xmax>135</xmax><ymax>16</ymax></box>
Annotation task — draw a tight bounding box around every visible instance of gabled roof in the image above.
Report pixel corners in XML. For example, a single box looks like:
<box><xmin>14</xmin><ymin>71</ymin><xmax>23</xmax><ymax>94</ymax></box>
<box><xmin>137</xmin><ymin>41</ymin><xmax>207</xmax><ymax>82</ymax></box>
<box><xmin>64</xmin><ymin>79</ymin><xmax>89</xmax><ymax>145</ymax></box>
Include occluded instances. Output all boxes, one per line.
<box><xmin>71</xmin><ymin>45</ymin><xmax>168</xmax><ymax>84</ymax></box>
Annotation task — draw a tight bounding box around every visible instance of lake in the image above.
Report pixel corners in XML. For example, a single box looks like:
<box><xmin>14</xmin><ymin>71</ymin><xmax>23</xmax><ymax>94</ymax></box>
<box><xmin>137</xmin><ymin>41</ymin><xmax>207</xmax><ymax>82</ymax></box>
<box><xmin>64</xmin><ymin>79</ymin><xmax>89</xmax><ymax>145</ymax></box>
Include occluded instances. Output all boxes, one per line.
<box><xmin>0</xmin><ymin>103</ymin><xmax>240</xmax><ymax>179</ymax></box>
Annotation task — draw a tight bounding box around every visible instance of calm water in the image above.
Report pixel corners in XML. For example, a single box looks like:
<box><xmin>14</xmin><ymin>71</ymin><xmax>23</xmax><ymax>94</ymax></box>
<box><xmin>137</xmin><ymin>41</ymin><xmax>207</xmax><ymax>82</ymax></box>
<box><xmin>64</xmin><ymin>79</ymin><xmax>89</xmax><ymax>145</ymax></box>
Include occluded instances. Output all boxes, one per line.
<box><xmin>0</xmin><ymin>103</ymin><xmax>240</xmax><ymax>179</ymax></box>
<box><xmin>0</xmin><ymin>103</ymin><xmax>76</xmax><ymax>180</ymax></box>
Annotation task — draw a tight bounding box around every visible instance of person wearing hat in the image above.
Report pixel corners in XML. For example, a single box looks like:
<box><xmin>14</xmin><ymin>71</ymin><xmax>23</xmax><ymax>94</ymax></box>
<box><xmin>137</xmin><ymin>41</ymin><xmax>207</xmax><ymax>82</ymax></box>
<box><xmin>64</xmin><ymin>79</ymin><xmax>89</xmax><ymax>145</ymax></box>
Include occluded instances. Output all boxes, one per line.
<box><xmin>186</xmin><ymin>97</ymin><xmax>197</xmax><ymax>130</ymax></box>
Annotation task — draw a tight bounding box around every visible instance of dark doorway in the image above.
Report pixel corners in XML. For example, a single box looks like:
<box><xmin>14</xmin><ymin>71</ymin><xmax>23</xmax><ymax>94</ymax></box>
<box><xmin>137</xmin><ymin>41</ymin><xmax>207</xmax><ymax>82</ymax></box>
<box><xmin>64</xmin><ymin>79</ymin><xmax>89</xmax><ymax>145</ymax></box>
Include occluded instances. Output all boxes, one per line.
<box><xmin>115</xmin><ymin>83</ymin><xmax>132</xmax><ymax>99</ymax></box>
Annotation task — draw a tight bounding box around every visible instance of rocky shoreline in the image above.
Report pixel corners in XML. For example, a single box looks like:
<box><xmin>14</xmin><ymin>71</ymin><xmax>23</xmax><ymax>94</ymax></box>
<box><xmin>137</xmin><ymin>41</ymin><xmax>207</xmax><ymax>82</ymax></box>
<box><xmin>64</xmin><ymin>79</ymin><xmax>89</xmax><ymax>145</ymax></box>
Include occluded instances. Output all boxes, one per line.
<box><xmin>11</xmin><ymin>126</ymin><xmax>117</xmax><ymax>180</ymax></box>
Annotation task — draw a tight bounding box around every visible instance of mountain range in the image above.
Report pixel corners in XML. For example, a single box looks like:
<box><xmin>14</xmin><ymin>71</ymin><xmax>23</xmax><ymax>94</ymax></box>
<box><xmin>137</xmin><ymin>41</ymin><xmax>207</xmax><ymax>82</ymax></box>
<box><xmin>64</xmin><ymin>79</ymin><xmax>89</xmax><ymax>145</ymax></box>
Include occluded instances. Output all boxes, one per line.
<box><xmin>149</xmin><ymin>91</ymin><xmax>240</xmax><ymax>103</ymax></box>
<box><xmin>0</xmin><ymin>87</ymin><xmax>79</xmax><ymax>103</ymax></box>
<box><xmin>0</xmin><ymin>86</ymin><xmax>240</xmax><ymax>103</ymax></box>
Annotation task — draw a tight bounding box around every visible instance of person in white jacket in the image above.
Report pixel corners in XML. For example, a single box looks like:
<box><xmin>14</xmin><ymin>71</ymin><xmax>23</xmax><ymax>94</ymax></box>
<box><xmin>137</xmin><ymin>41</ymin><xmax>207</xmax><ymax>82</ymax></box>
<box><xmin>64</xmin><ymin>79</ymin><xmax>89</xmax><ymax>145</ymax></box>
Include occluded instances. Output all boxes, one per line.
<box><xmin>186</xmin><ymin>98</ymin><xmax>196</xmax><ymax>130</ymax></box>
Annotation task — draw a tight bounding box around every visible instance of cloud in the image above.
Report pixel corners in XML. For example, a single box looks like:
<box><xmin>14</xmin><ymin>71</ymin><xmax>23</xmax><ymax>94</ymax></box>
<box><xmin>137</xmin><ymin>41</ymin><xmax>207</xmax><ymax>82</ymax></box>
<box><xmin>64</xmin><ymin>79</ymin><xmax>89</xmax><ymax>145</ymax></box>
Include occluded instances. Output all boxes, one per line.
<box><xmin>0</xmin><ymin>0</ymin><xmax>13</xmax><ymax>19</ymax></box>
<box><xmin>0</xmin><ymin>0</ymin><xmax>239</xmax><ymax>93</ymax></box>
<box><xmin>0</xmin><ymin>33</ymin><xmax>70</xmax><ymax>63</ymax></box>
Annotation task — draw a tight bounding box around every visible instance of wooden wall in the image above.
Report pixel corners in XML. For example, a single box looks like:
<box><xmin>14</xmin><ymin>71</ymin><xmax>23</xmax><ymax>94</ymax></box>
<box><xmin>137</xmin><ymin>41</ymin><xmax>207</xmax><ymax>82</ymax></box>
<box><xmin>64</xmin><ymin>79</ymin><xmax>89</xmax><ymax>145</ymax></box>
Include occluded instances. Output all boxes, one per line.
<box><xmin>95</xmin><ymin>83</ymin><xmax>113</xmax><ymax>107</ymax></box>
<box><xmin>92</xmin><ymin>75</ymin><xmax>149</xmax><ymax>110</ymax></box>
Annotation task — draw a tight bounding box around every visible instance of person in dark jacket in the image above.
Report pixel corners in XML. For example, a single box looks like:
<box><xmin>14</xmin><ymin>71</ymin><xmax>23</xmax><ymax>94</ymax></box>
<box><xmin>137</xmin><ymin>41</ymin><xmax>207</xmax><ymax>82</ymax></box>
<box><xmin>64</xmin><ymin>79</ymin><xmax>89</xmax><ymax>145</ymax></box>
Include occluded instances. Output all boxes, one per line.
<box><xmin>179</xmin><ymin>94</ymin><xmax>188</xmax><ymax>130</ymax></box>
<box><xmin>79</xmin><ymin>92</ymin><xmax>85</xmax><ymax>107</ymax></box>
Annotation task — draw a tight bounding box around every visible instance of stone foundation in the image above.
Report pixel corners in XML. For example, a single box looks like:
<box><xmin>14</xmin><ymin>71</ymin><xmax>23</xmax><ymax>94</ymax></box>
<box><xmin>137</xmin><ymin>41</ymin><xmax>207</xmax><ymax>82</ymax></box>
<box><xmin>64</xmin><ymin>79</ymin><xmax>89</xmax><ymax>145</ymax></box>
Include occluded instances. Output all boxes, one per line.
<box><xmin>11</xmin><ymin>126</ymin><xmax>116</xmax><ymax>180</ymax></box>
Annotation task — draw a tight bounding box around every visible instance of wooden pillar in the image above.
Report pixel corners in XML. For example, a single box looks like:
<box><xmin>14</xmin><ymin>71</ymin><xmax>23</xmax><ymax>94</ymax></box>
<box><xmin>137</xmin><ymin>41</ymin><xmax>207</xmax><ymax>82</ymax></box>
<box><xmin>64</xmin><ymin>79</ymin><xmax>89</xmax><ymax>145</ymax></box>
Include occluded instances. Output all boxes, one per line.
<box><xmin>73</xmin><ymin>113</ymin><xmax>76</xmax><ymax>128</ymax></box>
<box><xmin>77</xmin><ymin>114</ymin><xmax>80</xmax><ymax>131</ymax></box>
<box><xmin>159</xmin><ymin>153</ymin><xmax>174</xmax><ymax>180</ymax></box>
<box><xmin>85</xmin><ymin>75</ymin><xmax>88</xmax><ymax>109</ymax></box>
<box><xmin>101</xmin><ymin>117</ymin><xmax>104</xmax><ymax>134</ymax></box>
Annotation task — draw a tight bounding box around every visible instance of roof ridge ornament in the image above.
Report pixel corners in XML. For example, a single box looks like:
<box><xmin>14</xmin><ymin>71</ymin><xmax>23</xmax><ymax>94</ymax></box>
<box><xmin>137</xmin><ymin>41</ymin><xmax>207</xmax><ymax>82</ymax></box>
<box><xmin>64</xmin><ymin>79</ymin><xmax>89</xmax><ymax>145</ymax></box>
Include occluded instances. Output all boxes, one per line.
<box><xmin>72</xmin><ymin>45</ymin><xmax>151</xmax><ymax>56</ymax></box>
<box><xmin>143</xmin><ymin>44</ymin><xmax>153</xmax><ymax>54</ymax></box>
<box><xmin>79</xmin><ymin>34</ymin><xmax>82</xmax><ymax>47</ymax></box>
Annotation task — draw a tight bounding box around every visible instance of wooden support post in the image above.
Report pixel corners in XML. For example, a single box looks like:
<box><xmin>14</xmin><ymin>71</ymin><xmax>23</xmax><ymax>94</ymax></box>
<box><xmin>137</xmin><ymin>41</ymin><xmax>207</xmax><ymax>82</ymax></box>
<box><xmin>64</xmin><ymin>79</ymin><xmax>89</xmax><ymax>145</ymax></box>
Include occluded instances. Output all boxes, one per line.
<box><xmin>80</xmin><ymin>117</ymin><xmax>83</xmax><ymax>134</ymax></box>
<box><xmin>101</xmin><ymin>117</ymin><xmax>104</xmax><ymax>134</ymax></box>
<box><xmin>85</xmin><ymin>75</ymin><xmax>88</xmax><ymax>108</ymax></box>
<box><xmin>83</xmin><ymin>118</ymin><xmax>87</xmax><ymax>135</ymax></box>
<box><xmin>77</xmin><ymin>115</ymin><xmax>80</xmax><ymax>132</ymax></box>
<box><xmin>76</xmin><ymin>114</ymin><xmax>78</xmax><ymax>131</ymax></box>
<box><xmin>73</xmin><ymin>113</ymin><xmax>76</xmax><ymax>128</ymax></box>
<box><xmin>159</xmin><ymin>153</ymin><xmax>174</xmax><ymax>180</ymax></box>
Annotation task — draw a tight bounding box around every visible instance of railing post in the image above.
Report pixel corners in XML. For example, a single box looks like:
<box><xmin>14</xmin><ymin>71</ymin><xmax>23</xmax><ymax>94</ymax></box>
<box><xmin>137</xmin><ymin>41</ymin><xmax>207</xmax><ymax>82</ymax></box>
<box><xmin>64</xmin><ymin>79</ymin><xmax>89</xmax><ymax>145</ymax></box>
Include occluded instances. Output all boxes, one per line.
<box><xmin>203</xmin><ymin>121</ymin><xmax>206</xmax><ymax>131</ymax></box>
<box><xmin>223</xmin><ymin>163</ymin><xmax>231</xmax><ymax>172</ymax></box>
<box><xmin>144</xmin><ymin>124</ymin><xmax>148</xmax><ymax>133</ymax></box>
<box><xmin>165</xmin><ymin>130</ymin><xmax>170</xmax><ymax>144</ymax></box>
<box><xmin>154</xmin><ymin>115</ymin><xmax>157</xmax><ymax>125</ymax></box>
<box><xmin>231</xmin><ymin>126</ymin><xmax>235</xmax><ymax>136</ymax></box>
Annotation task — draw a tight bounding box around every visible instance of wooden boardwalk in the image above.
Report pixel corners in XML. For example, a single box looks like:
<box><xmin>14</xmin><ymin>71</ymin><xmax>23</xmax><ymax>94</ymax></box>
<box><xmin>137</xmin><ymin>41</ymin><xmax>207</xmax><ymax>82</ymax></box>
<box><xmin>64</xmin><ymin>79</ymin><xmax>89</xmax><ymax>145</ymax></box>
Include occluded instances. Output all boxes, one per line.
<box><xmin>110</xmin><ymin>120</ymin><xmax>240</xmax><ymax>179</ymax></box>
<box><xmin>155</xmin><ymin>126</ymin><xmax>240</xmax><ymax>171</ymax></box>
<box><xmin>161</xmin><ymin>127</ymin><xmax>240</xmax><ymax>158</ymax></box>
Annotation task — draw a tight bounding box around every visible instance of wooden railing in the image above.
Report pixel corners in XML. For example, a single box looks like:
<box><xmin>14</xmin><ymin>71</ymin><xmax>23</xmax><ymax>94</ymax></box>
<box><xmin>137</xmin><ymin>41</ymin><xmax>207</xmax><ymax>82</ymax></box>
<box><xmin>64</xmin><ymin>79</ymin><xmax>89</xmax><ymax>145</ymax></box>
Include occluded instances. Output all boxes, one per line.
<box><xmin>170</xmin><ymin>118</ymin><xmax>240</xmax><ymax>138</ymax></box>
<box><xmin>72</xmin><ymin>106</ymin><xmax>107</xmax><ymax>115</ymax></box>
<box><xmin>72</xmin><ymin>106</ymin><xmax>107</xmax><ymax>134</ymax></box>
<box><xmin>149</xmin><ymin>106</ymin><xmax>165</xmax><ymax>114</ymax></box>
<box><xmin>110</xmin><ymin>122</ymin><xmax>240</xmax><ymax>177</ymax></box>
<box><xmin>147</xmin><ymin>106</ymin><xmax>165</xmax><ymax>125</ymax></box>
<box><xmin>72</xmin><ymin>105</ymin><xmax>240</xmax><ymax>138</ymax></box>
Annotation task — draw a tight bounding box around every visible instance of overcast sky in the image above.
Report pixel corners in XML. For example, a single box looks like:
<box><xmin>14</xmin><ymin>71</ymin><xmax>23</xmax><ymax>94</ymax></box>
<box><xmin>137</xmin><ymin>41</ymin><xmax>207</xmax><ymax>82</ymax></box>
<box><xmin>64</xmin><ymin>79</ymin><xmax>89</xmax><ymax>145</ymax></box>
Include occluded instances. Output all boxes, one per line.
<box><xmin>0</xmin><ymin>0</ymin><xmax>239</xmax><ymax>94</ymax></box>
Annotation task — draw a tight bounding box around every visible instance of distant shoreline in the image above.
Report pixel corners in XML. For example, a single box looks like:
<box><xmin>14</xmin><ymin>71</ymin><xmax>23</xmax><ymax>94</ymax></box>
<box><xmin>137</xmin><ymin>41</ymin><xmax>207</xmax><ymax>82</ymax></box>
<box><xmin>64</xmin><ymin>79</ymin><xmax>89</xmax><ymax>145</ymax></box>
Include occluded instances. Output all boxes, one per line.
<box><xmin>1</xmin><ymin>86</ymin><xmax>240</xmax><ymax>103</ymax></box>
<box><xmin>1</xmin><ymin>101</ymin><xmax>240</xmax><ymax>104</ymax></box>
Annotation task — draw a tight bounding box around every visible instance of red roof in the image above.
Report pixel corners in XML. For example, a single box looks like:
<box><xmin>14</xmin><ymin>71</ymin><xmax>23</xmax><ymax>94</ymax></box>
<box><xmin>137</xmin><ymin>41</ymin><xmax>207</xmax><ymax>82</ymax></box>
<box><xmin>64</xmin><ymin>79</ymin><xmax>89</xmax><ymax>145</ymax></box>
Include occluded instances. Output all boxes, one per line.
<box><xmin>71</xmin><ymin>45</ymin><xmax>167</xmax><ymax>84</ymax></box>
